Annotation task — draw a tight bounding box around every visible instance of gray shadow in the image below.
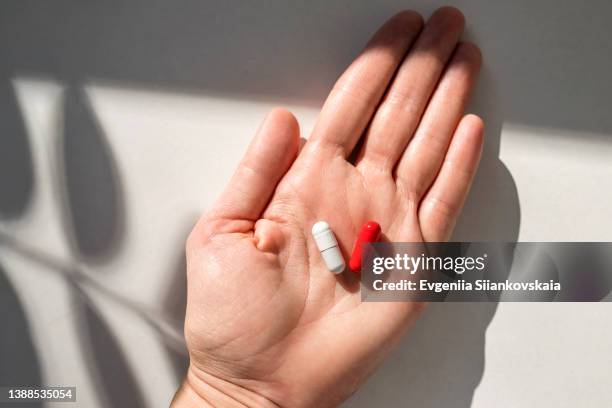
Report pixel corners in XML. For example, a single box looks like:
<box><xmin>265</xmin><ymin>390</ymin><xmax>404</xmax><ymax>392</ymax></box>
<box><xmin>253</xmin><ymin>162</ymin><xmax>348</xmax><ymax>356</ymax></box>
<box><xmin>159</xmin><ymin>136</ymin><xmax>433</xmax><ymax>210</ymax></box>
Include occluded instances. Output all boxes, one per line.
<box><xmin>0</xmin><ymin>262</ymin><xmax>42</xmax><ymax>408</ymax></box>
<box><xmin>0</xmin><ymin>82</ymin><xmax>34</xmax><ymax>219</ymax></box>
<box><xmin>1</xmin><ymin>0</ymin><xmax>610</xmax><ymax>135</ymax></box>
<box><xmin>548</xmin><ymin>243</ymin><xmax>612</xmax><ymax>302</ymax></box>
<box><xmin>58</xmin><ymin>86</ymin><xmax>125</xmax><ymax>263</ymax></box>
<box><xmin>72</xmin><ymin>282</ymin><xmax>146</xmax><ymax>408</ymax></box>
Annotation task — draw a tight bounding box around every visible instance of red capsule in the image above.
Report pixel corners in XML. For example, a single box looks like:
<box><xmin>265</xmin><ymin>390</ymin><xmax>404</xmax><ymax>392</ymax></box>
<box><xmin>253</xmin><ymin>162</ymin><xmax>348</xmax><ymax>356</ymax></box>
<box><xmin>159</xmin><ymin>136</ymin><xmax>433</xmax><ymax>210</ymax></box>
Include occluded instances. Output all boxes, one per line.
<box><xmin>349</xmin><ymin>221</ymin><xmax>381</xmax><ymax>273</ymax></box>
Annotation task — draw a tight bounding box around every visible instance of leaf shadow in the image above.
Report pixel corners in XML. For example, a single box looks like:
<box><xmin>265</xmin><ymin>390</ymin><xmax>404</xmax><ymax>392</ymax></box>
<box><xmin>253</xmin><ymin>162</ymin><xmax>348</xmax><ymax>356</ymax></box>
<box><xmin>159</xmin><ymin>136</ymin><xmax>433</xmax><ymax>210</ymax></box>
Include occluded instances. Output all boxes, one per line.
<box><xmin>0</xmin><ymin>261</ymin><xmax>42</xmax><ymax>408</ymax></box>
<box><xmin>0</xmin><ymin>81</ymin><xmax>34</xmax><ymax>219</ymax></box>
<box><xmin>57</xmin><ymin>86</ymin><xmax>125</xmax><ymax>263</ymax></box>
<box><xmin>71</xmin><ymin>282</ymin><xmax>146</xmax><ymax>408</ymax></box>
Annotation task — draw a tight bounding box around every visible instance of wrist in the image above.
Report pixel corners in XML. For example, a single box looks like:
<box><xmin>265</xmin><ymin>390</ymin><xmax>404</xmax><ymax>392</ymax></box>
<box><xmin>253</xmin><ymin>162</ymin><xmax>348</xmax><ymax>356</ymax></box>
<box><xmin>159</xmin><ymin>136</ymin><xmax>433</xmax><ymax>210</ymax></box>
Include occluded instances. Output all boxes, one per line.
<box><xmin>171</xmin><ymin>364</ymin><xmax>279</xmax><ymax>408</ymax></box>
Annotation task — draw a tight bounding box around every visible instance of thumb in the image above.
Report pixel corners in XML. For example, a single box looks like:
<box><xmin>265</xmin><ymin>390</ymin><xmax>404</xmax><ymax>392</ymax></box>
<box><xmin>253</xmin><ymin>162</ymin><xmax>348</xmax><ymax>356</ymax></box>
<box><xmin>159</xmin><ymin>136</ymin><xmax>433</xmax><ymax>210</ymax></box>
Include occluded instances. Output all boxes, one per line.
<box><xmin>206</xmin><ymin>108</ymin><xmax>300</xmax><ymax>226</ymax></box>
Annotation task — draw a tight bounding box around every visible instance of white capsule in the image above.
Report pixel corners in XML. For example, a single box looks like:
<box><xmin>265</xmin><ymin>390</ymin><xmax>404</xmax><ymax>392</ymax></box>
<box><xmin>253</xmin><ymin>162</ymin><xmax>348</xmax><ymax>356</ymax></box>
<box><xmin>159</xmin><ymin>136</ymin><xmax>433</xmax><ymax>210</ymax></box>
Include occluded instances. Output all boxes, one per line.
<box><xmin>311</xmin><ymin>221</ymin><xmax>345</xmax><ymax>274</ymax></box>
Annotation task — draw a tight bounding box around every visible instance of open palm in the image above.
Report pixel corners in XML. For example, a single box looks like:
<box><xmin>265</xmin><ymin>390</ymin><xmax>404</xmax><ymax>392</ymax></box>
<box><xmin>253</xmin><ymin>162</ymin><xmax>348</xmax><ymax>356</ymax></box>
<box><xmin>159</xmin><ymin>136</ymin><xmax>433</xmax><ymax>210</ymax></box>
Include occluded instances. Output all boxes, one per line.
<box><xmin>178</xmin><ymin>7</ymin><xmax>483</xmax><ymax>408</ymax></box>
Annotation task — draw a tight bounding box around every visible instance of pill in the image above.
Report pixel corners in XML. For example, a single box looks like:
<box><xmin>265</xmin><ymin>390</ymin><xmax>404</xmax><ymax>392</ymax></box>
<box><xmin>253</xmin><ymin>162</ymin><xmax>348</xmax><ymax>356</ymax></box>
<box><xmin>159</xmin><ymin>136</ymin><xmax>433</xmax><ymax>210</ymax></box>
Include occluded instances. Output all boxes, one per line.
<box><xmin>349</xmin><ymin>221</ymin><xmax>381</xmax><ymax>273</ymax></box>
<box><xmin>311</xmin><ymin>221</ymin><xmax>345</xmax><ymax>274</ymax></box>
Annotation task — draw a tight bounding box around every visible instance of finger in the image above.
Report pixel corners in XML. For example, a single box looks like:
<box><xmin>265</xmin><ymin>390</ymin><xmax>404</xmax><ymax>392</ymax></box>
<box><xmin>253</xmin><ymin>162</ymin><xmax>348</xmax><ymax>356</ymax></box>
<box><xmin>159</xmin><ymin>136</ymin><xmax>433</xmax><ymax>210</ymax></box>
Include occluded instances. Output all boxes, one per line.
<box><xmin>356</xmin><ymin>7</ymin><xmax>465</xmax><ymax>172</ymax></box>
<box><xmin>307</xmin><ymin>11</ymin><xmax>423</xmax><ymax>158</ymax></box>
<box><xmin>395</xmin><ymin>42</ymin><xmax>482</xmax><ymax>200</ymax></box>
<box><xmin>207</xmin><ymin>108</ymin><xmax>300</xmax><ymax>224</ymax></box>
<box><xmin>418</xmin><ymin>114</ymin><xmax>484</xmax><ymax>241</ymax></box>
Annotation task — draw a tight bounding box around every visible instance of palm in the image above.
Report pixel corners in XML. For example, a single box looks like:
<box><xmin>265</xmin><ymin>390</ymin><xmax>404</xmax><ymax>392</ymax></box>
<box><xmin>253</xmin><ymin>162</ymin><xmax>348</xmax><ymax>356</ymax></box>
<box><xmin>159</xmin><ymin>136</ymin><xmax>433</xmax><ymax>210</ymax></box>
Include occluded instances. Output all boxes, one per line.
<box><xmin>184</xmin><ymin>7</ymin><xmax>483</xmax><ymax>408</ymax></box>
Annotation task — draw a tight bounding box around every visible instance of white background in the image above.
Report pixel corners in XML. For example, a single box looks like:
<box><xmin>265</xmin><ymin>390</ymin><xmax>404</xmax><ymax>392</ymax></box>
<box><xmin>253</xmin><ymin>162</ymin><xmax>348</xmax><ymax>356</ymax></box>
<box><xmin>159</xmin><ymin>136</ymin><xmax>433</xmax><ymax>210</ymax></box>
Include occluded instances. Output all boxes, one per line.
<box><xmin>0</xmin><ymin>1</ymin><xmax>611</xmax><ymax>407</ymax></box>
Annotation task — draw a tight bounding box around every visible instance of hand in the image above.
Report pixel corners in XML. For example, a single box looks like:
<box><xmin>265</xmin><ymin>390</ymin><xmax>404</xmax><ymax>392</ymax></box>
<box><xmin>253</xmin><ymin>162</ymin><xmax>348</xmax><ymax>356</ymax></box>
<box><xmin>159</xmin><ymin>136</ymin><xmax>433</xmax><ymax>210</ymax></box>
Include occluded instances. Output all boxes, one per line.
<box><xmin>173</xmin><ymin>7</ymin><xmax>483</xmax><ymax>407</ymax></box>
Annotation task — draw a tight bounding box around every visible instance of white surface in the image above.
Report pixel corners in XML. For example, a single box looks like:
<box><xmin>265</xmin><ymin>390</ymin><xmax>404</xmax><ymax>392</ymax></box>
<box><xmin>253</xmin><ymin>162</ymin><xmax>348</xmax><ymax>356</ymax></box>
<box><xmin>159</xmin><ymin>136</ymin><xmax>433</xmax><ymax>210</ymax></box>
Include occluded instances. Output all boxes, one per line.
<box><xmin>1</xmin><ymin>1</ymin><xmax>611</xmax><ymax>407</ymax></box>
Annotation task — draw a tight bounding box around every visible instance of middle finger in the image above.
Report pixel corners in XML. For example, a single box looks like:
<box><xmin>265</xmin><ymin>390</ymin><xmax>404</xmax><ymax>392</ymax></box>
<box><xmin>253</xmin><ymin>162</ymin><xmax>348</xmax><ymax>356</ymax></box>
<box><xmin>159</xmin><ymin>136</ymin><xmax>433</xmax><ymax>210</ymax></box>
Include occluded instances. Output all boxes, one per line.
<box><xmin>355</xmin><ymin>7</ymin><xmax>465</xmax><ymax>173</ymax></box>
